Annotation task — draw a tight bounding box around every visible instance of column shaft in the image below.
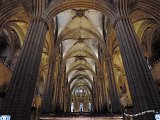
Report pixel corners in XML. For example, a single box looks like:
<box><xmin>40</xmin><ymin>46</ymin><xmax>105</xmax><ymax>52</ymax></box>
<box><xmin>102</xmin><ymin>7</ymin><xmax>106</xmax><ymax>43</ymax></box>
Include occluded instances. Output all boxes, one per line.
<box><xmin>92</xmin><ymin>80</ymin><xmax>98</xmax><ymax>112</ymax></box>
<box><xmin>115</xmin><ymin>17</ymin><xmax>160</xmax><ymax>119</ymax></box>
<box><xmin>0</xmin><ymin>19</ymin><xmax>47</xmax><ymax>120</ymax></box>
<box><xmin>51</xmin><ymin>56</ymin><xmax>60</xmax><ymax>112</ymax></box>
<box><xmin>40</xmin><ymin>56</ymin><xmax>55</xmax><ymax>114</ymax></box>
<box><xmin>101</xmin><ymin>77</ymin><xmax>108</xmax><ymax>112</ymax></box>
<box><xmin>107</xmin><ymin>57</ymin><xmax>121</xmax><ymax>113</ymax></box>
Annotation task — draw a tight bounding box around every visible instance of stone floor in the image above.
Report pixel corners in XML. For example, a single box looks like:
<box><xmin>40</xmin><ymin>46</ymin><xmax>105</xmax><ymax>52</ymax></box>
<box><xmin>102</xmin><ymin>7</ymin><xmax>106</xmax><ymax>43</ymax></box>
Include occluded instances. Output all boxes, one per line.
<box><xmin>39</xmin><ymin>116</ymin><xmax>123</xmax><ymax>120</ymax></box>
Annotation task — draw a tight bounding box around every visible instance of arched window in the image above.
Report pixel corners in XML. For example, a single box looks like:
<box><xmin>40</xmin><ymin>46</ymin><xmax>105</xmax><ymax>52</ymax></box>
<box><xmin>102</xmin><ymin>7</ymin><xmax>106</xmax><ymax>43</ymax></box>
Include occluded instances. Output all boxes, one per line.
<box><xmin>88</xmin><ymin>102</ymin><xmax>92</xmax><ymax>112</ymax></box>
<box><xmin>79</xmin><ymin>103</ymin><xmax>83</xmax><ymax>112</ymax></box>
<box><xmin>71</xmin><ymin>102</ymin><xmax>74</xmax><ymax>112</ymax></box>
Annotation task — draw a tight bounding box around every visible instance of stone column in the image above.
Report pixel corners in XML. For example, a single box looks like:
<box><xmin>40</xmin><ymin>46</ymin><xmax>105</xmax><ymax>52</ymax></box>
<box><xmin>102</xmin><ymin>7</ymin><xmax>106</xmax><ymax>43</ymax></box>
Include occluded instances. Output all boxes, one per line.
<box><xmin>106</xmin><ymin>57</ymin><xmax>121</xmax><ymax>113</ymax></box>
<box><xmin>101</xmin><ymin>77</ymin><xmax>108</xmax><ymax>112</ymax></box>
<box><xmin>59</xmin><ymin>66</ymin><xmax>66</xmax><ymax>112</ymax></box>
<box><xmin>99</xmin><ymin>79</ymin><xmax>104</xmax><ymax>112</ymax></box>
<box><xmin>96</xmin><ymin>81</ymin><xmax>101</xmax><ymax>112</ymax></box>
<box><xmin>56</xmin><ymin>54</ymin><xmax>65</xmax><ymax>113</ymax></box>
<box><xmin>0</xmin><ymin>18</ymin><xmax>48</xmax><ymax>120</ymax></box>
<box><xmin>66</xmin><ymin>85</ymin><xmax>71</xmax><ymax>112</ymax></box>
<box><xmin>63</xmin><ymin>86</ymin><xmax>68</xmax><ymax>112</ymax></box>
<box><xmin>40</xmin><ymin>20</ymin><xmax>56</xmax><ymax>114</ymax></box>
<box><xmin>51</xmin><ymin>57</ymin><xmax>60</xmax><ymax>113</ymax></box>
<box><xmin>114</xmin><ymin>1</ymin><xmax>160</xmax><ymax>119</ymax></box>
<box><xmin>40</xmin><ymin>55</ymin><xmax>55</xmax><ymax>114</ymax></box>
<box><xmin>92</xmin><ymin>80</ymin><xmax>97</xmax><ymax>112</ymax></box>
<box><xmin>55</xmin><ymin>60</ymin><xmax>63</xmax><ymax>113</ymax></box>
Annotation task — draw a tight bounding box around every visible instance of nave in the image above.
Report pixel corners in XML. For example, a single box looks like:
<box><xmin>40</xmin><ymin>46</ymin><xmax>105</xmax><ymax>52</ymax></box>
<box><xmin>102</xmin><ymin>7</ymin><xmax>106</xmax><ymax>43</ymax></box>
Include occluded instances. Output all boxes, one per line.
<box><xmin>0</xmin><ymin>0</ymin><xmax>160</xmax><ymax>120</ymax></box>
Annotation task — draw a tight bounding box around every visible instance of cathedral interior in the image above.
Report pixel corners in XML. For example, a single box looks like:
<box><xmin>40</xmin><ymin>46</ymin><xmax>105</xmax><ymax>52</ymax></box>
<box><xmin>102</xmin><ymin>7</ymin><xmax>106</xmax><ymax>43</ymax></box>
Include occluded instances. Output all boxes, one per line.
<box><xmin>0</xmin><ymin>0</ymin><xmax>160</xmax><ymax>120</ymax></box>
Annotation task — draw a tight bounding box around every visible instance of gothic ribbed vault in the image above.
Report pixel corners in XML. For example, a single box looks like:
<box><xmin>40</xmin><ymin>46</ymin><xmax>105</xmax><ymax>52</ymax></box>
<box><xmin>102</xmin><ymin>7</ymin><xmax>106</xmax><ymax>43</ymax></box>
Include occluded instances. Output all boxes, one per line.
<box><xmin>0</xmin><ymin>0</ymin><xmax>160</xmax><ymax>120</ymax></box>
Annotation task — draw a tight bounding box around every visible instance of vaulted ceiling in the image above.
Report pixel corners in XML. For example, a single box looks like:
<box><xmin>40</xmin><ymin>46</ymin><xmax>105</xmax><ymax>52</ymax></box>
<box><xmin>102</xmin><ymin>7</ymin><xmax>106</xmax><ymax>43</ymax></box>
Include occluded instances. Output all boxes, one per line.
<box><xmin>56</xmin><ymin>9</ymin><xmax>104</xmax><ymax>93</ymax></box>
